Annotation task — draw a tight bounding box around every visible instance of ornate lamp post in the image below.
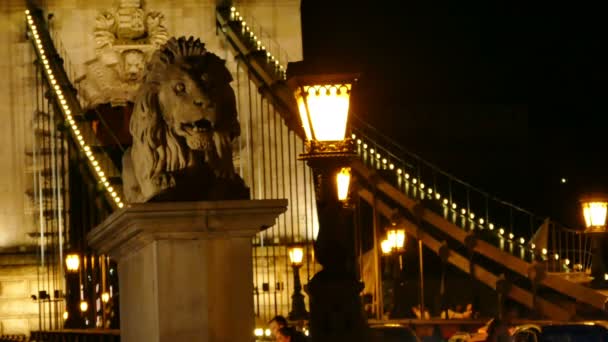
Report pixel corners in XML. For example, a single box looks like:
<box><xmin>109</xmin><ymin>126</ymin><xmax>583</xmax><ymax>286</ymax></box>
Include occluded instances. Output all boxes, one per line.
<box><xmin>580</xmin><ymin>194</ymin><xmax>608</xmax><ymax>287</ymax></box>
<box><xmin>64</xmin><ymin>252</ymin><xmax>82</xmax><ymax>328</ymax></box>
<box><xmin>290</xmin><ymin>74</ymin><xmax>369</xmax><ymax>341</ymax></box>
<box><xmin>288</xmin><ymin>246</ymin><xmax>309</xmax><ymax>321</ymax></box>
<box><xmin>380</xmin><ymin>226</ymin><xmax>407</xmax><ymax>318</ymax></box>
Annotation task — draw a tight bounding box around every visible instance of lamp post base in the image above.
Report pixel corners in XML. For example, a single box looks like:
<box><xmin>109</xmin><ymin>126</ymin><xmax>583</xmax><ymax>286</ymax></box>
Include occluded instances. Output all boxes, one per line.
<box><xmin>288</xmin><ymin>292</ymin><xmax>309</xmax><ymax>321</ymax></box>
<box><xmin>288</xmin><ymin>264</ymin><xmax>309</xmax><ymax>321</ymax></box>
<box><xmin>305</xmin><ymin>269</ymin><xmax>369</xmax><ymax>342</ymax></box>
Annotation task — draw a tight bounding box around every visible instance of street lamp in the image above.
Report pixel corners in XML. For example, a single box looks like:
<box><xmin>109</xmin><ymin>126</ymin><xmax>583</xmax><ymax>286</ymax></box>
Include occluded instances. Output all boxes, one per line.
<box><xmin>64</xmin><ymin>252</ymin><xmax>82</xmax><ymax>328</ymax></box>
<box><xmin>580</xmin><ymin>194</ymin><xmax>608</xmax><ymax>233</ymax></box>
<box><xmin>288</xmin><ymin>246</ymin><xmax>309</xmax><ymax>321</ymax></box>
<box><xmin>380</xmin><ymin>239</ymin><xmax>393</xmax><ymax>255</ymax></box>
<box><xmin>580</xmin><ymin>194</ymin><xmax>608</xmax><ymax>288</ymax></box>
<box><xmin>381</xmin><ymin>226</ymin><xmax>407</xmax><ymax>318</ymax></box>
<box><xmin>386</xmin><ymin>228</ymin><xmax>406</xmax><ymax>254</ymax></box>
<box><xmin>290</xmin><ymin>73</ymin><xmax>369</xmax><ymax>341</ymax></box>
<box><xmin>65</xmin><ymin>253</ymin><xmax>80</xmax><ymax>272</ymax></box>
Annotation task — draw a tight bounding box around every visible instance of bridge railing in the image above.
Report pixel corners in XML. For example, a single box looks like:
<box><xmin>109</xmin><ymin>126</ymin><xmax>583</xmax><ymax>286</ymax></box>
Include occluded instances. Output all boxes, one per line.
<box><xmin>29</xmin><ymin>329</ymin><xmax>120</xmax><ymax>342</ymax></box>
<box><xmin>351</xmin><ymin>115</ymin><xmax>592</xmax><ymax>275</ymax></box>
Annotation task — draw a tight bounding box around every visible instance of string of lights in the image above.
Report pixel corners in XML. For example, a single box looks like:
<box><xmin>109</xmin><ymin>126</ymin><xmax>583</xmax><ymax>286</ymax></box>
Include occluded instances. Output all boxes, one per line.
<box><xmin>350</xmin><ymin>132</ymin><xmax>581</xmax><ymax>270</ymax></box>
<box><xmin>228</xmin><ymin>6</ymin><xmax>287</xmax><ymax>80</ymax></box>
<box><xmin>25</xmin><ymin>9</ymin><xmax>124</xmax><ymax>209</ymax></box>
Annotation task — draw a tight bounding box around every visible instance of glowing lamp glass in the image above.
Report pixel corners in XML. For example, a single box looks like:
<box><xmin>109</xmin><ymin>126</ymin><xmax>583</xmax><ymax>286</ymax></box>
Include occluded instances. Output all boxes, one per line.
<box><xmin>387</xmin><ymin>228</ymin><xmax>406</xmax><ymax>250</ymax></box>
<box><xmin>380</xmin><ymin>239</ymin><xmax>392</xmax><ymax>255</ymax></box>
<box><xmin>101</xmin><ymin>292</ymin><xmax>110</xmax><ymax>303</ymax></box>
<box><xmin>65</xmin><ymin>253</ymin><xmax>80</xmax><ymax>272</ymax></box>
<box><xmin>581</xmin><ymin>198</ymin><xmax>607</xmax><ymax>229</ymax></box>
<box><xmin>288</xmin><ymin>247</ymin><xmax>304</xmax><ymax>266</ymax></box>
<box><xmin>295</xmin><ymin>84</ymin><xmax>352</xmax><ymax>141</ymax></box>
<box><xmin>80</xmin><ymin>301</ymin><xmax>88</xmax><ymax>312</ymax></box>
<box><xmin>336</xmin><ymin>167</ymin><xmax>351</xmax><ymax>201</ymax></box>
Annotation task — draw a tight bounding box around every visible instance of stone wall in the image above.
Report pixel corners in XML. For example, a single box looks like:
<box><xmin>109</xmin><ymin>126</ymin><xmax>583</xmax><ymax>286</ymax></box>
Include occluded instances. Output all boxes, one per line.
<box><xmin>0</xmin><ymin>0</ymin><xmax>306</xmax><ymax>334</ymax></box>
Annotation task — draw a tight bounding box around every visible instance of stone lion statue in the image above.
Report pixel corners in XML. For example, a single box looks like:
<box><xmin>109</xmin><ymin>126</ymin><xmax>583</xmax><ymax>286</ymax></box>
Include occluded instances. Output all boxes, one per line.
<box><xmin>122</xmin><ymin>36</ymin><xmax>249</xmax><ymax>203</ymax></box>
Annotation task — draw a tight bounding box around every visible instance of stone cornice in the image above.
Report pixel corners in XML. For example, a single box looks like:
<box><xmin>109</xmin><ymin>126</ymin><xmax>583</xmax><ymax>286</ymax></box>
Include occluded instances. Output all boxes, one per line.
<box><xmin>87</xmin><ymin>199</ymin><xmax>288</xmax><ymax>259</ymax></box>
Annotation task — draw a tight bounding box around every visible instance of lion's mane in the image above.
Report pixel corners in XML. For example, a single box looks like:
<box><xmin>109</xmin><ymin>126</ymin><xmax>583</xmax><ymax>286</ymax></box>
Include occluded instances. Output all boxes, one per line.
<box><xmin>123</xmin><ymin>36</ymin><xmax>245</xmax><ymax>203</ymax></box>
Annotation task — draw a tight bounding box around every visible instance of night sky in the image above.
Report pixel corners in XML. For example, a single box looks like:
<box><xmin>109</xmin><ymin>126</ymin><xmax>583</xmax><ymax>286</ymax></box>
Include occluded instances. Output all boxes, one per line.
<box><xmin>300</xmin><ymin>1</ymin><xmax>606</xmax><ymax>228</ymax></box>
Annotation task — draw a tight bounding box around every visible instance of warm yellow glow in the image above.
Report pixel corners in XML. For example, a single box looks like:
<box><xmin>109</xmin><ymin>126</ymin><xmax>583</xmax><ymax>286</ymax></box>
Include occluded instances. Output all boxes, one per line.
<box><xmin>296</xmin><ymin>94</ymin><xmax>313</xmax><ymax>140</ymax></box>
<box><xmin>554</xmin><ymin>253</ymin><xmax>559</xmax><ymax>260</ymax></box>
<box><xmin>80</xmin><ymin>301</ymin><xmax>88</xmax><ymax>312</ymax></box>
<box><xmin>542</xmin><ymin>248</ymin><xmax>548</xmax><ymax>255</ymax></box>
<box><xmin>63</xmin><ymin>311</ymin><xmax>68</xmax><ymax>320</ymax></box>
<box><xmin>581</xmin><ymin>200</ymin><xmax>607</xmax><ymax>228</ymax></box>
<box><xmin>380</xmin><ymin>239</ymin><xmax>392</xmax><ymax>255</ymax></box>
<box><xmin>265</xmin><ymin>329</ymin><xmax>271</xmax><ymax>337</ymax></box>
<box><xmin>296</xmin><ymin>84</ymin><xmax>352</xmax><ymax>141</ymax></box>
<box><xmin>564</xmin><ymin>258</ymin><xmax>570</xmax><ymax>266</ymax></box>
<box><xmin>288</xmin><ymin>247</ymin><xmax>304</xmax><ymax>266</ymax></box>
<box><xmin>66</xmin><ymin>253</ymin><xmax>80</xmax><ymax>272</ymax></box>
<box><xmin>387</xmin><ymin>228</ymin><xmax>406</xmax><ymax>250</ymax></box>
<box><xmin>254</xmin><ymin>328</ymin><xmax>264</xmax><ymax>337</ymax></box>
<box><xmin>101</xmin><ymin>292</ymin><xmax>110</xmax><ymax>303</ymax></box>
<box><xmin>336</xmin><ymin>167</ymin><xmax>351</xmax><ymax>201</ymax></box>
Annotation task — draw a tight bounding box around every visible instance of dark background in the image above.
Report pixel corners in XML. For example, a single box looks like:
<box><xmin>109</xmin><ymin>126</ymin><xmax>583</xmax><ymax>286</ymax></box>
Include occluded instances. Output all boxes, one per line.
<box><xmin>300</xmin><ymin>1</ymin><xmax>606</xmax><ymax>228</ymax></box>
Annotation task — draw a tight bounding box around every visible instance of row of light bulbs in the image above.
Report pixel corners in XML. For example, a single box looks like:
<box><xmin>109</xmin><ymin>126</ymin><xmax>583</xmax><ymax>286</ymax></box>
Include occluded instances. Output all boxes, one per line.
<box><xmin>351</xmin><ymin>133</ymin><xmax>579</xmax><ymax>268</ymax></box>
<box><xmin>229</xmin><ymin>6</ymin><xmax>286</xmax><ymax>79</ymax></box>
<box><xmin>253</xmin><ymin>327</ymin><xmax>309</xmax><ymax>338</ymax></box>
<box><xmin>25</xmin><ymin>10</ymin><xmax>124</xmax><ymax>209</ymax></box>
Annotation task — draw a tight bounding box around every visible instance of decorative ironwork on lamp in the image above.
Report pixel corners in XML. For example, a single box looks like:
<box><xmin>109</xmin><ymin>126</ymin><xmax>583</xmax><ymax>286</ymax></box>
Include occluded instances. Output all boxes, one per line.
<box><xmin>291</xmin><ymin>75</ymin><xmax>358</xmax><ymax>202</ymax></box>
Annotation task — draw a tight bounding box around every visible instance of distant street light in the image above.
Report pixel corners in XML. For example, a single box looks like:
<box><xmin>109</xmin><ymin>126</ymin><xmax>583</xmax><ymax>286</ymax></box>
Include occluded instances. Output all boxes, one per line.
<box><xmin>288</xmin><ymin>246</ymin><xmax>308</xmax><ymax>321</ymax></box>
<box><xmin>381</xmin><ymin>224</ymin><xmax>407</xmax><ymax>319</ymax></box>
<box><xmin>64</xmin><ymin>252</ymin><xmax>82</xmax><ymax>329</ymax></box>
<box><xmin>65</xmin><ymin>253</ymin><xmax>80</xmax><ymax>272</ymax></box>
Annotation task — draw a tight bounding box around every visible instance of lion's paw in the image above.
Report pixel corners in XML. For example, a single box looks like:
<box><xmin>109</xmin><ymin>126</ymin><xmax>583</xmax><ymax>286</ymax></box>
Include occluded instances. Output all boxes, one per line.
<box><xmin>152</xmin><ymin>173</ymin><xmax>176</xmax><ymax>190</ymax></box>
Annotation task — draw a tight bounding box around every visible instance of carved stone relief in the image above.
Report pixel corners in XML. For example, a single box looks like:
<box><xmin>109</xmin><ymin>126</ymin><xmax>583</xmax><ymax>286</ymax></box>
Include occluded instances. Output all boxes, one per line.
<box><xmin>75</xmin><ymin>0</ymin><xmax>169</xmax><ymax>110</ymax></box>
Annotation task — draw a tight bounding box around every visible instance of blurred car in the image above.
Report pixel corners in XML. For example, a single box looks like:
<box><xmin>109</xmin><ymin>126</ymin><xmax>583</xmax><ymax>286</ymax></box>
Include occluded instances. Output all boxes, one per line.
<box><xmin>511</xmin><ymin>321</ymin><xmax>608</xmax><ymax>342</ymax></box>
<box><xmin>370</xmin><ymin>323</ymin><xmax>420</xmax><ymax>342</ymax></box>
<box><xmin>448</xmin><ymin>318</ymin><xmax>497</xmax><ymax>342</ymax></box>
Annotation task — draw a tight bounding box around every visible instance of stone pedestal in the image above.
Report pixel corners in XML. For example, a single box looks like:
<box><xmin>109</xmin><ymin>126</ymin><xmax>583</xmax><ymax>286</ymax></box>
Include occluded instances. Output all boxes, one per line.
<box><xmin>87</xmin><ymin>200</ymin><xmax>287</xmax><ymax>342</ymax></box>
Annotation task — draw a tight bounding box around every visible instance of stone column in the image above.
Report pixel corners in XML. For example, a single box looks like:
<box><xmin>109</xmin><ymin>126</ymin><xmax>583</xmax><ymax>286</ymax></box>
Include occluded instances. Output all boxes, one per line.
<box><xmin>87</xmin><ymin>200</ymin><xmax>287</xmax><ymax>342</ymax></box>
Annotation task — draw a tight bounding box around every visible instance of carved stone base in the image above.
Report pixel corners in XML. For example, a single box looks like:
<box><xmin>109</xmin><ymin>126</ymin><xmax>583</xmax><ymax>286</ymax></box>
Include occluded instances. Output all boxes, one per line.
<box><xmin>87</xmin><ymin>200</ymin><xmax>287</xmax><ymax>342</ymax></box>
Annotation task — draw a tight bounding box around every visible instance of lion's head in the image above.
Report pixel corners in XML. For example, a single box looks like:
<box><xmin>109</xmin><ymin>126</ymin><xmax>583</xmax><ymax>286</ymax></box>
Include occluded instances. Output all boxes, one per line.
<box><xmin>124</xmin><ymin>36</ymin><xmax>246</xmax><ymax>202</ymax></box>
